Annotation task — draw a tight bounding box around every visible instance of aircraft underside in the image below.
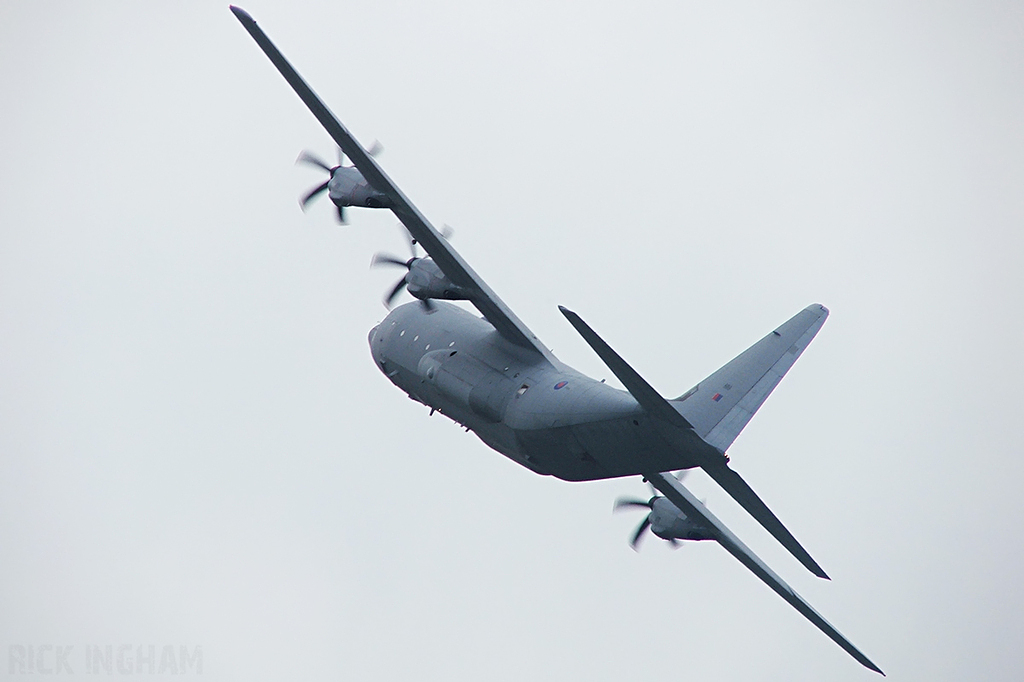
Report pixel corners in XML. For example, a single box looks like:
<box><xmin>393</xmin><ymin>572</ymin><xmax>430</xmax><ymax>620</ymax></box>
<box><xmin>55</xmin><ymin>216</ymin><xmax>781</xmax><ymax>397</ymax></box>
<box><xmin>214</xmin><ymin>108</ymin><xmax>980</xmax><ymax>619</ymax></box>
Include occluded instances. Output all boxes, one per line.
<box><xmin>369</xmin><ymin>302</ymin><xmax>712</xmax><ymax>481</ymax></box>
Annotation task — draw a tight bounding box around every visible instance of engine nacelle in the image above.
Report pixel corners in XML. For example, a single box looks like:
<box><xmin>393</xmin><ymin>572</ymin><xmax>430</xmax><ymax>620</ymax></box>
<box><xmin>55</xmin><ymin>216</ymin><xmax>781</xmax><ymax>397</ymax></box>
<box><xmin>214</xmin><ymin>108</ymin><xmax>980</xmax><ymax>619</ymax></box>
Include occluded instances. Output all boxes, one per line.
<box><xmin>649</xmin><ymin>496</ymin><xmax>715</xmax><ymax>541</ymax></box>
<box><xmin>328</xmin><ymin>166</ymin><xmax>391</xmax><ymax>209</ymax></box>
<box><xmin>405</xmin><ymin>258</ymin><xmax>472</xmax><ymax>303</ymax></box>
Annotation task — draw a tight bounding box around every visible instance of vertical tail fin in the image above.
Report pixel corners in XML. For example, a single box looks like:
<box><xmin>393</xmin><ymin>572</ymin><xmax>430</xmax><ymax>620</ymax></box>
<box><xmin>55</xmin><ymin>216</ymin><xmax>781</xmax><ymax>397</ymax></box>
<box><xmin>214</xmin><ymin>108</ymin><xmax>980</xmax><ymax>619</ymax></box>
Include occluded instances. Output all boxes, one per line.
<box><xmin>674</xmin><ymin>304</ymin><xmax>828</xmax><ymax>453</ymax></box>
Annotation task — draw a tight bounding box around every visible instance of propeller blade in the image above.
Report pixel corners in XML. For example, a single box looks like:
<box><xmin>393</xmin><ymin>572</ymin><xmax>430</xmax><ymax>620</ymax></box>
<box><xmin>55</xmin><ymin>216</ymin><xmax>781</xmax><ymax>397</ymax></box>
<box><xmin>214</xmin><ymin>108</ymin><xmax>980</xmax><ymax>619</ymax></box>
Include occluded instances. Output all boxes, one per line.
<box><xmin>614</xmin><ymin>498</ymin><xmax>653</xmax><ymax>511</ymax></box>
<box><xmin>299</xmin><ymin>180</ymin><xmax>330</xmax><ymax>210</ymax></box>
<box><xmin>366</xmin><ymin>140</ymin><xmax>383</xmax><ymax>157</ymax></box>
<box><xmin>371</xmin><ymin>253</ymin><xmax>411</xmax><ymax>269</ymax></box>
<box><xmin>383</xmin><ymin>277</ymin><xmax>407</xmax><ymax>308</ymax></box>
<box><xmin>296</xmin><ymin>150</ymin><xmax>333</xmax><ymax>173</ymax></box>
<box><xmin>337</xmin><ymin>146</ymin><xmax>346</xmax><ymax>167</ymax></box>
<box><xmin>668</xmin><ymin>538</ymin><xmax>681</xmax><ymax>549</ymax></box>
<box><xmin>336</xmin><ymin>204</ymin><xmax>346</xmax><ymax>224</ymax></box>
<box><xmin>420</xmin><ymin>298</ymin><xmax>435</xmax><ymax>311</ymax></box>
<box><xmin>630</xmin><ymin>515</ymin><xmax>652</xmax><ymax>551</ymax></box>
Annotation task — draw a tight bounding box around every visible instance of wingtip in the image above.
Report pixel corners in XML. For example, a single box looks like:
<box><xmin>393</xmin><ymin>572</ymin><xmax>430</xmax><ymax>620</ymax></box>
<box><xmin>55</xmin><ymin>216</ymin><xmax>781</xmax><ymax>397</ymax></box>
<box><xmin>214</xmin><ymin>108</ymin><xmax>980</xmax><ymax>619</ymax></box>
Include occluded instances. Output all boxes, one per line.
<box><xmin>806</xmin><ymin>302</ymin><xmax>830</xmax><ymax>317</ymax></box>
<box><xmin>557</xmin><ymin>305</ymin><xmax>579</xmax><ymax>322</ymax></box>
<box><xmin>806</xmin><ymin>559</ymin><xmax>829</xmax><ymax>580</ymax></box>
<box><xmin>864</xmin><ymin>659</ymin><xmax>886</xmax><ymax>675</ymax></box>
<box><xmin>229</xmin><ymin>5</ymin><xmax>253</xmax><ymax>22</ymax></box>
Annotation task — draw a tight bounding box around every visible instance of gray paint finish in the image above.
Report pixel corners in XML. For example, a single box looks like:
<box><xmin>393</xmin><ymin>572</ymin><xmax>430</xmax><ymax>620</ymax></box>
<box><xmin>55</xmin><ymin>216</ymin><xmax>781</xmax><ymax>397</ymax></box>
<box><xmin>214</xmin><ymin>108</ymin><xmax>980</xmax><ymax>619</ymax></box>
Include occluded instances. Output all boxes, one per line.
<box><xmin>370</xmin><ymin>301</ymin><xmax>709</xmax><ymax>481</ymax></box>
<box><xmin>675</xmin><ymin>303</ymin><xmax>829</xmax><ymax>451</ymax></box>
<box><xmin>232</xmin><ymin>8</ymin><xmax>882</xmax><ymax>672</ymax></box>
<box><xmin>10</xmin><ymin>3</ymin><xmax>1019</xmax><ymax>680</ymax></box>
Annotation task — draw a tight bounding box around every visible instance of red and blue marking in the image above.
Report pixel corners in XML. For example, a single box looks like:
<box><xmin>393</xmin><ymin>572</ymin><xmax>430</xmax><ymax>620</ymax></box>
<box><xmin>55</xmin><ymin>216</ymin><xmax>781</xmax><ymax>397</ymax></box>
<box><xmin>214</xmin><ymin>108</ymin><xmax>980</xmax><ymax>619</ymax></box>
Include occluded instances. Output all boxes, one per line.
<box><xmin>554</xmin><ymin>381</ymin><xmax>568</xmax><ymax>390</ymax></box>
<box><xmin>712</xmin><ymin>393</ymin><xmax>723</xmax><ymax>402</ymax></box>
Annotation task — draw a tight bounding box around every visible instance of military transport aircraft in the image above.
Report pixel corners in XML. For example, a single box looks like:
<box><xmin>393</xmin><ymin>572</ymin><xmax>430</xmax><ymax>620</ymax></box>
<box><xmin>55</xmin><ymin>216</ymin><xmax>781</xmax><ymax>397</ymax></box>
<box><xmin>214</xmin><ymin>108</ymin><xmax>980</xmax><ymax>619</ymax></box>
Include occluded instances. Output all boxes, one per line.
<box><xmin>231</xmin><ymin>7</ymin><xmax>883</xmax><ymax>675</ymax></box>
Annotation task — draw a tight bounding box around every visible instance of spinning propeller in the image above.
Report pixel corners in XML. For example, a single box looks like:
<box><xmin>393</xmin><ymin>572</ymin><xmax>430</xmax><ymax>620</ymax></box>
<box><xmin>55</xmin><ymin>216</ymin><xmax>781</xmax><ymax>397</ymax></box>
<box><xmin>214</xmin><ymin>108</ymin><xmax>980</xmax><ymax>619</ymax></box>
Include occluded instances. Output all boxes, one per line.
<box><xmin>296</xmin><ymin>142</ymin><xmax>382</xmax><ymax>224</ymax></box>
<box><xmin>614</xmin><ymin>495</ymin><xmax>671</xmax><ymax>550</ymax></box>
<box><xmin>614</xmin><ymin>472</ymin><xmax>689</xmax><ymax>550</ymax></box>
<box><xmin>371</xmin><ymin>225</ymin><xmax>453</xmax><ymax>309</ymax></box>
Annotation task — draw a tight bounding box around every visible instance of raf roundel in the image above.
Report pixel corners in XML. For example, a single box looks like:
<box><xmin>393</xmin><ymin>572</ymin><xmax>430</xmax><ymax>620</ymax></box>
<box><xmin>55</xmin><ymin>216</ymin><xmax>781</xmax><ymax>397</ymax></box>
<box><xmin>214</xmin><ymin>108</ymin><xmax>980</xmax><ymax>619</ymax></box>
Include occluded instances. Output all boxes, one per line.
<box><xmin>553</xmin><ymin>380</ymin><xmax>568</xmax><ymax>390</ymax></box>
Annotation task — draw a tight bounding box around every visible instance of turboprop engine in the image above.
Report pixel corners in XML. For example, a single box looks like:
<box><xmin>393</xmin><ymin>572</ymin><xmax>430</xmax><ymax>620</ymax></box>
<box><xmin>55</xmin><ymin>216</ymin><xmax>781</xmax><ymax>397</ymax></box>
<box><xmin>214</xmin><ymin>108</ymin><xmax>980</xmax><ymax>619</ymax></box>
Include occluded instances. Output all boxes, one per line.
<box><xmin>297</xmin><ymin>146</ymin><xmax>390</xmax><ymax>223</ymax></box>
<box><xmin>615</xmin><ymin>476</ymin><xmax>717</xmax><ymax>549</ymax></box>
<box><xmin>371</xmin><ymin>228</ymin><xmax>471</xmax><ymax>308</ymax></box>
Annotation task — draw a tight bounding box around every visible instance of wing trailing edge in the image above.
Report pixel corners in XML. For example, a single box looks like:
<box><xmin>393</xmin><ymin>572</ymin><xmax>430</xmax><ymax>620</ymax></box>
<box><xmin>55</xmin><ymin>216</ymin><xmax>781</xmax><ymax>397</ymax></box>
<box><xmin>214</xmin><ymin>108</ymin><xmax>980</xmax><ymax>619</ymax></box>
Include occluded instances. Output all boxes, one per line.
<box><xmin>644</xmin><ymin>472</ymin><xmax>884</xmax><ymax>675</ymax></box>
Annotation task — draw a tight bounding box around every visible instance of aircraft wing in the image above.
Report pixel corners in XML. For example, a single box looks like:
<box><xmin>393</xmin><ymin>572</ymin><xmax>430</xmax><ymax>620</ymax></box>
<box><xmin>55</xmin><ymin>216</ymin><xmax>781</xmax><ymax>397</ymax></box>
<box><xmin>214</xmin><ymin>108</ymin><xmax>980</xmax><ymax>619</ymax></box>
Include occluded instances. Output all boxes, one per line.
<box><xmin>644</xmin><ymin>472</ymin><xmax>884</xmax><ymax>675</ymax></box>
<box><xmin>230</xmin><ymin>7</ymin><xmax>555</xmax><ymax>364</ymax></box>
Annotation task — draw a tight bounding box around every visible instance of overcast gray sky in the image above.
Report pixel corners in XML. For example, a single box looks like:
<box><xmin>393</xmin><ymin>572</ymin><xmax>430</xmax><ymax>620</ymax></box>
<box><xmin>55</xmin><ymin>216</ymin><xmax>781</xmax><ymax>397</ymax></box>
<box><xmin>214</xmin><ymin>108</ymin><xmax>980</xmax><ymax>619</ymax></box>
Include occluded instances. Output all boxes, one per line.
<box><xmin>2</xmin><ymin>1</ymin><xmax>1023</xmax><ymax>680</ymax></box>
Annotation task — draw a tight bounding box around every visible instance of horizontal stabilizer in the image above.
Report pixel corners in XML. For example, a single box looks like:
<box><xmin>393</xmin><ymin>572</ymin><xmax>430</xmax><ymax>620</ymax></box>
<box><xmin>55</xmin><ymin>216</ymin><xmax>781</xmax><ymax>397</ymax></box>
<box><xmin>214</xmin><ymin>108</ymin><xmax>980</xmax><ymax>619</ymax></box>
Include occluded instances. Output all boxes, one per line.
<box><xmin>644</xmin><ymin>472</ymin><xmax>884</xmax><ymax>675</ymax></box>
<box><xmin>560</xmin><ymin>305</ymin><xmax>828</xmax><ymax>579</ymax></box>
<box><xmin>700</xmin><ymin>458</ymin><xmax>828</xmax><ymax>578</ymax></box>
<box><xmin>558</xmin><ymin>306</ymin><xmax>693</xmax><ymax>429</ymax></box>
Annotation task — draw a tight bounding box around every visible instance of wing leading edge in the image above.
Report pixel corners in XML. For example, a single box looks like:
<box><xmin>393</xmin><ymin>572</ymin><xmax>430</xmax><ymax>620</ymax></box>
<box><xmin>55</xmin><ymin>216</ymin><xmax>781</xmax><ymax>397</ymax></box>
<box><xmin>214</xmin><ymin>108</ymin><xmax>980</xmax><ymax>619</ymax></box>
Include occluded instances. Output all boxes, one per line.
<box><xmin>230</xmin><ymin>6</ymin><xmax>555</xmax><ymax>364</ymax></box>
<box><xmin>644</xmin><ymin>472</ymin><xmax>884</xmax><ymax>675</ymax></box>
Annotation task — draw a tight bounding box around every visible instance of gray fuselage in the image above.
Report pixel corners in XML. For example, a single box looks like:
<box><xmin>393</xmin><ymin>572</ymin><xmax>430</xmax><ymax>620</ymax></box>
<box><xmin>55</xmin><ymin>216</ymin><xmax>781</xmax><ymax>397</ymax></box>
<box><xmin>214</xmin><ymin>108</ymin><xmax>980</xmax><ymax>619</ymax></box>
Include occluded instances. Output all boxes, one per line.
<box><xmin>369</xmin><ymin>302</ymin><xmax>719</xmax><ymax>481</ymax></box>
